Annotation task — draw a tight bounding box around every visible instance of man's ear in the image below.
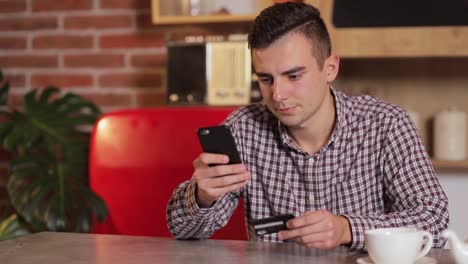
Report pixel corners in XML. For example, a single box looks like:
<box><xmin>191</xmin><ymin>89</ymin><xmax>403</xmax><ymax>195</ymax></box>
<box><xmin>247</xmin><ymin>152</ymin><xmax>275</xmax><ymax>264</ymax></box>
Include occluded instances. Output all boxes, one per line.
<box><xmin>324</xmin><ymin>54</ymin><xmax>340</xmax><ymax>83</ymax></box>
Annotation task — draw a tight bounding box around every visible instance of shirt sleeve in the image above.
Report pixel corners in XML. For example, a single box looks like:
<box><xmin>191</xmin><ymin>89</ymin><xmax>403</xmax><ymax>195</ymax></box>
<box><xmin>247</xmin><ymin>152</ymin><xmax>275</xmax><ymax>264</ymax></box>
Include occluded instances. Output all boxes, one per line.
<box><xmin>341</xmin><ymin>112</ymin><xmax>449</xmax><ymax>250</ymax></box>
<box><xmin>166</xmin><ymin>179</ymin><xmax>240</xmax><ymax>239</ymax></box>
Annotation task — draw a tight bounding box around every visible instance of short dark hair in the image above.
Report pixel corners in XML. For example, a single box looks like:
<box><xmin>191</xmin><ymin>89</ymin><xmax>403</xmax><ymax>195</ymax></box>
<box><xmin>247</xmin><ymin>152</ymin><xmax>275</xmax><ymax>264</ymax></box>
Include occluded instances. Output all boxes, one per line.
<box><xmin>248</xmin><ymin>2</ymin><xmax>331</xmax><ymax>69</ymax></box>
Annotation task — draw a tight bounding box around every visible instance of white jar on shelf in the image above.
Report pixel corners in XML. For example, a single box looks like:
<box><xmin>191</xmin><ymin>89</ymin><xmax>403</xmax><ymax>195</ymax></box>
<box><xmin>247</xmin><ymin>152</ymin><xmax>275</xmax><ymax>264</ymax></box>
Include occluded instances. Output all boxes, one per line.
<box><xmin>433</xmin><ymin>108</ymin><xmax>467</xmax><ymax>161</ymax></box>
<box><xmin>407</xmin><ymin>110</ymin><xmax>422</xmax><ymax>133</ymax></box>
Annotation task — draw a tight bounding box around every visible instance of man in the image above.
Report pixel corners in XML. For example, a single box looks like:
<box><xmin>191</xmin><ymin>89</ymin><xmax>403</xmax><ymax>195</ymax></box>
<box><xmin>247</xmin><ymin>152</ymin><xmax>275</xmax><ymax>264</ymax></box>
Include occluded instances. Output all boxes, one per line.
<box><xmin>166</xmin><ymin>2</ymin><xmax>449</xmax><ymax>250</ymax></box>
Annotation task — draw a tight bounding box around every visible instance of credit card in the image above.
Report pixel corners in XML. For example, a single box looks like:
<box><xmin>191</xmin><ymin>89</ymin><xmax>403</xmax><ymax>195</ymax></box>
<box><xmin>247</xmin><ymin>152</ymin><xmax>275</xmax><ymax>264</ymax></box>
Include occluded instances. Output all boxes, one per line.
<box><xmin>250</xmin><ymin>214</ymin><xmax>294</xmax><ymax>235</ymax></box>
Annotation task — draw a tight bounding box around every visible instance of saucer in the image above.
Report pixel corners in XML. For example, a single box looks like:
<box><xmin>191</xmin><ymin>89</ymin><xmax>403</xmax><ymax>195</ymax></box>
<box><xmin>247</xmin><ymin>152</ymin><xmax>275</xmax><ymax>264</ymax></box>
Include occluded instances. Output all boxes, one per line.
<box><xmin>356</xmin><ymin>256</ymin><xmax>437</xmax><ymax>264</ymax></box>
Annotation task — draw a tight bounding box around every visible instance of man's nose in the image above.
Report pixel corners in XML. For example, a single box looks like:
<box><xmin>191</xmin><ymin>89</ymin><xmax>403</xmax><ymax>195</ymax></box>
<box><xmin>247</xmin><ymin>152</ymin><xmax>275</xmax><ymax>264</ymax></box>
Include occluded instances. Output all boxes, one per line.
<box><xmin>272</xmin><ymin>80</ymin><xmax>284</xmax><ymax>102</ymax></box>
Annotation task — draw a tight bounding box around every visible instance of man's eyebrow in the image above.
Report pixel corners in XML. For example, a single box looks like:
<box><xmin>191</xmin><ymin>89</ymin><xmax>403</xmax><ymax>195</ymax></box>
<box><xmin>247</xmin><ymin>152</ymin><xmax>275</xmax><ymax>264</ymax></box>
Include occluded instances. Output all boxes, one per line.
<box><xmin>255</xmin><ymin>72</ymin><xmax>272</xmax><ymax>78</ymax></box>
<box><xmin>281</xmin><ymin>66</ymin><xmax>305</xmax><ymax>75</ymax></box>
<box><xmin>255</xmin><ymin>66</ymin><xmax>305</xmax><ymax>78</ymax></box>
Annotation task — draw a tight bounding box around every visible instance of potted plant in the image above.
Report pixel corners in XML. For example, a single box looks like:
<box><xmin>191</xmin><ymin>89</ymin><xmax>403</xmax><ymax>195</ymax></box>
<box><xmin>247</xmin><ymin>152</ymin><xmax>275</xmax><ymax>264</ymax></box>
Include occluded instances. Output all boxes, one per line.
<box><xmin>0</xmin><ymin>70</ymin><xmax>108</xmax><ymax>240</ymax></box>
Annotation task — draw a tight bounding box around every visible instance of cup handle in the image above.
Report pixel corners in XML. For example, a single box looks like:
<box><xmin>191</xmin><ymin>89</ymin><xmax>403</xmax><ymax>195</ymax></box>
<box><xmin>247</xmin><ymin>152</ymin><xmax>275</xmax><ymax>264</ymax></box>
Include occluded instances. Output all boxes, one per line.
<box><xmin>415</xmin><ymin>231</ymin><xmax>433</xmax><ymax>261</ymax></box>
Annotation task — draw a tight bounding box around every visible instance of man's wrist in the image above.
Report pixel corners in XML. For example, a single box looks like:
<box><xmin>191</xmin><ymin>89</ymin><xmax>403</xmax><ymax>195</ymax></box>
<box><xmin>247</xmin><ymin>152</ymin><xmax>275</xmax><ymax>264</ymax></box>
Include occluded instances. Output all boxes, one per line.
<box><xmin>339</xmin><ymin>215</ymin><xmax>352</xmax><ymax>246</ymax></box>
<box><xmin>195</xmin><ymin>184</ymin><xmax>216</xmax><ymax>208</ymax></box>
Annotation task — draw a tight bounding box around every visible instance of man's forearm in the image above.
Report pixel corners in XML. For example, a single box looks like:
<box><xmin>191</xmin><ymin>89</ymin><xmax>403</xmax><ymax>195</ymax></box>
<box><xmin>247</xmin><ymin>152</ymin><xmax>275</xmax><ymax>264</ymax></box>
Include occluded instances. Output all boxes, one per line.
<box><xmin>166</xmin><ymin>180</ymin><xmax>240</xmax><ymax>239</ymax></box>
<box><xmin>342</xmin><ymin>195</ymin><xmax>449</xmax><ymax>250</ymax></box>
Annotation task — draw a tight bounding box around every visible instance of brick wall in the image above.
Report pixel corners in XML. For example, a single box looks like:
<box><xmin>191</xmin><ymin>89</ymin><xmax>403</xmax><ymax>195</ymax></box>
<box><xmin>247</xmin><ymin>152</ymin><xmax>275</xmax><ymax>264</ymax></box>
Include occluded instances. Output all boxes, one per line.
<box><xmin>0</xmin><ymin>0</ymin><xmax>251</xmax><ymax>216</ymax></box>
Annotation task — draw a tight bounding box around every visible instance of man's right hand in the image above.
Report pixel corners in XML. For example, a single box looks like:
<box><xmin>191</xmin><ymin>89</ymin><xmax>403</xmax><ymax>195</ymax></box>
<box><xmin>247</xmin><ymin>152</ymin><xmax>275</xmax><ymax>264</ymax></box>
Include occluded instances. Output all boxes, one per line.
<box><xmin>192</xmin><ymin>153</ymin><xmax>251</xmax><ymax>208</ymax></box>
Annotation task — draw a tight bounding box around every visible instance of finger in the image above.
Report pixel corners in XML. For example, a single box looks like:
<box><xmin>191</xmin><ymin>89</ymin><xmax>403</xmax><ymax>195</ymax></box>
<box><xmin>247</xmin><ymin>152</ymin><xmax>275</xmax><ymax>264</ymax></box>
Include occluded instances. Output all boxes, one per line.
<box><xmin>201</xmin><ymin>171</ymin><xmax>251</xmax><ymax>189</ymax></box>
<box><xmin>202</xmin><ymin>178</ymin><xmax>250</xmax><ymax>198</ymax></box>
<box><xmin>194</xmin><ymin>164</ymin><xmax>247</xmax><ymax>180</ymax></box>
<box><xmin>287</xmin><ymin>210</ymin><xmax>328</xmax><ymax>229</ymax></box>
<box><xmin>215</xmin><ymin>178</ymin><xmax>250</xmax><ymax>193</ymax></box>
<box><xmin>278</xmin><ymin>222</ymin><xmax>324</xmax><ymax>241</ymax></box>
<box><xmin>279</xmin><ymin>216</ymin><xmax>333</xmax><ymax>241</ymax></box>
<box><xmin>292</xmin><ymin>229</ymin><xmax>335</xmax><ymax>245</ymax></box>
<box><xmin>194</xmin><ymin>153</ymin><xmax>229</xmax><ymax>167</ymax></box>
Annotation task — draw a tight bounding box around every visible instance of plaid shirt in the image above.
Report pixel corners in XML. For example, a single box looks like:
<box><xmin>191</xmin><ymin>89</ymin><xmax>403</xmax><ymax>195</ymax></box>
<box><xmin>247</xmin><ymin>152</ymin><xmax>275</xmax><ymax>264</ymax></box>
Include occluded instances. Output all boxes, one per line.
<box><xmin>166</xmin><ymin>88</ymin><xmax>449</xmax><ymax>250</ymax></box>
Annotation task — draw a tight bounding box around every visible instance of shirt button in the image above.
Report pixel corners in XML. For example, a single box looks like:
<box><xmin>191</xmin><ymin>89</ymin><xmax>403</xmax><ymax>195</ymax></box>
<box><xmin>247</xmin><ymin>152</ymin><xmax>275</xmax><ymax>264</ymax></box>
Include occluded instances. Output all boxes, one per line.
<box><xmin>308</xmin><ymin>194</ymin><xmax>314</xmax><ymax>203</ymax></box>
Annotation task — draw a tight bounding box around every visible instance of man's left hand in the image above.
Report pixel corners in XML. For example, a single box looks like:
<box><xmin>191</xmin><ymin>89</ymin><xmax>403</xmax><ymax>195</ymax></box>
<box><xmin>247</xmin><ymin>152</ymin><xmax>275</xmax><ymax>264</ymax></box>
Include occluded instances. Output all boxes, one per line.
<box><xmin>278</xmin><ymin>209</ymin><xmax>352</xmax><ymax>249</ymax></box>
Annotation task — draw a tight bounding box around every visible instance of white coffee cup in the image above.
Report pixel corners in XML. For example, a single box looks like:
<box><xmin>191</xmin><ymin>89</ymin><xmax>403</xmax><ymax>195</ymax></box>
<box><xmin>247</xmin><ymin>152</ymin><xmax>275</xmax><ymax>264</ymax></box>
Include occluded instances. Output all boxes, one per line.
<box><xmin>365</xmin><ymin>227</ymin><xmax>433</xmax><ymax>264</ymax></box>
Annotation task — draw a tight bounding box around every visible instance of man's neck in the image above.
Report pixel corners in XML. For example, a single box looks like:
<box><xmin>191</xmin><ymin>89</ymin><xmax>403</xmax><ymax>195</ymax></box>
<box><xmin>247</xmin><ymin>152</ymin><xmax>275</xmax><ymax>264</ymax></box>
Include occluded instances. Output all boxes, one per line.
<box><xmin>288</xmin><ymin>91</ymin><xmax>336</xmax><ymax>155</ymax></box>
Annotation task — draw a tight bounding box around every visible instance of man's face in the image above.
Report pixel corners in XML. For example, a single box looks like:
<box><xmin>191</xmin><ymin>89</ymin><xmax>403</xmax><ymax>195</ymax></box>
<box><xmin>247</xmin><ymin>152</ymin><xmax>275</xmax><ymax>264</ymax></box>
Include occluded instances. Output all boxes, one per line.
<box><xmin>252</xmin><ymin>32</ymin><xmax>339</xmax><ymax>130</ymax></box>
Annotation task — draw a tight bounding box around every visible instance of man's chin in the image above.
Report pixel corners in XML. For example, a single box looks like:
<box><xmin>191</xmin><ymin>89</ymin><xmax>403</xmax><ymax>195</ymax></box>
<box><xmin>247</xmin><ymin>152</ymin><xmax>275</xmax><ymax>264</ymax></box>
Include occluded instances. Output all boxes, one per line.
<box><xmin>277</xmin><ymin>116</ymin><xmax>301</xmax><ymax>128</ymax></box>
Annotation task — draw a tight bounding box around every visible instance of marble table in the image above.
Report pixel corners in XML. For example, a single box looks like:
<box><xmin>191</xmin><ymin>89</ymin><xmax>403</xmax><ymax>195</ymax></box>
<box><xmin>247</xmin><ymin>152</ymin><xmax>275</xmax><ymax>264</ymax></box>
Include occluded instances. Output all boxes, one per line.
<box><xmin>0</xmin><ymin>232</ymin><xmax>455</xmax><ymax>264</ymax></box>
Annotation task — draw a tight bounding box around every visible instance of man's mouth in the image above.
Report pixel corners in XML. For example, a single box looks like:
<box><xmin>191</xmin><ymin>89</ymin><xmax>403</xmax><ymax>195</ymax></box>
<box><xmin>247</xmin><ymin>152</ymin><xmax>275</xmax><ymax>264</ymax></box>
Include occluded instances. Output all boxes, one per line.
<box><xmin>277</xmin><ymin>106</ymin><xmax>297</xmax><ymax>114</ymax></box>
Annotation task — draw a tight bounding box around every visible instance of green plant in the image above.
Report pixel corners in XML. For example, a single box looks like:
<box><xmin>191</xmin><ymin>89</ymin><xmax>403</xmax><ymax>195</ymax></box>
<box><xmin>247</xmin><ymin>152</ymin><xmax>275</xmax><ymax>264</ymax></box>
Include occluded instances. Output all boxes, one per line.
<box><xmin>0</xmin><ymin>70</ymin><xmax>108</xmax><ymax>240</ymax></box>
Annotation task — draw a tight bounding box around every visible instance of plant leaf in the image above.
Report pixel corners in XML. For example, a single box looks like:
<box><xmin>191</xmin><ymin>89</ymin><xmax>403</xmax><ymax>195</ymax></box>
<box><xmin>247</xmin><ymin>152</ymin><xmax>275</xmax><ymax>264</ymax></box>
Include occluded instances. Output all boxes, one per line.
<box><xmin>0</xmin><ymin>214</ymin><xmax>31</xmax><ymax>241</ymax></box>
<box><xmin>23</xmin><ymin>89</ymin><xmax>38</xmax><ymax>115</ymax></box>
<box><xmin>0</xmin><ymin>75</ymin><xmax>10</xmax><ymax>106</ymax></box>
<box><xmin>3</xmin><ymin>86</ymin><xmax>107</xmax><ymax>234</ymax></box>
<box><xmin>0</xmin><ymin>122</ymin><xmax>13</xmax><ymax>139</ymax></box>
<box><xmin>81</xmin><ymin>187</ymin><xmax>108</xmax><ymax>222</ymax></box>
<box><xmin>38</xmin><ymin>86</ymin><xmax>60</xmax><ymax>105</ymax></box>
<box><xmin>3</xmin><ymin>123</ymin><xmax>26</xmax><ymax>151</ymax></box>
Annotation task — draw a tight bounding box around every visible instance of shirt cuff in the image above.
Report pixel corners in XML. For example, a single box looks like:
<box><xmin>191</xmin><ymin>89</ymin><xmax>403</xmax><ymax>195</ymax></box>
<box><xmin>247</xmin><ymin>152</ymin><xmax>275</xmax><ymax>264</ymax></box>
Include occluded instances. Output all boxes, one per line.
<box><xmin>341</xmin><ymin>214</ymin><xmax>375</xmax><ymax>251</ymax></box>
<box><xmin>185</xmin><ymin>180</ymin><xmax>218</xmax><ymax>219</ymax></box>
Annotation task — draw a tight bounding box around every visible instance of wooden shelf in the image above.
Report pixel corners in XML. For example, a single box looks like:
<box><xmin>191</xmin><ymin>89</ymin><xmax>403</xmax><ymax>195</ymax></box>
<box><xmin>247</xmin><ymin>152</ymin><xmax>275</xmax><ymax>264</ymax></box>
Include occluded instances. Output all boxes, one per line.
<box><xmin>316</xmin><ymin>0</ymin><xmax>468</xmax><ymax>58</ymax></box>
<box><xmin>151</xmin><ymin>0</ymin><xmax>320</xmax><ymax>25</ymax></box>
<box><xmin>151</xmin><ymin>0</ymin><xmax>468</xmax><ymax>57</ymax></box>
<box><xmin>152</xmin><ymin>14</ymin><xmax>256</xmax><ymax>25</ymax></box>
<box><xmin>432</xmin><ymin>159</ymin><xmax>468</xmax><ymax>170</ymax></box>
<box><xmin>151</xmin><ymin>0</ymin><xmax>276</xmax><ymax>25</ymax></box>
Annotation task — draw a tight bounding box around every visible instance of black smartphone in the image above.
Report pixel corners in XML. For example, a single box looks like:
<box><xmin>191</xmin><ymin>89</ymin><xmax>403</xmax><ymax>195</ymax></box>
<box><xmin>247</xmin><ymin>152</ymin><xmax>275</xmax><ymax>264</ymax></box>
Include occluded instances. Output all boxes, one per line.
<box><xmin>197</xmin><ymin>125</ymin><xmax>242</xmax><ymax>165</ymax></box>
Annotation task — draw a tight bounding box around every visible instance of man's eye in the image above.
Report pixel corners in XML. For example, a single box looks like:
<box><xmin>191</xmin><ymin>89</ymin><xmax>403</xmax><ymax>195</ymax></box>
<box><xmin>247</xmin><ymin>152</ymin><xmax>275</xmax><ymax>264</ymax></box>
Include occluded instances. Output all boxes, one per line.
<box><xmin>259</xmin><ymin>78</ymin><xmax>273</xmax><ymax>85</ymax></box>
<box><xmin>289</xmin><ymin>74</ymin><xmax>301</xmax><ymax>80</ymax></box>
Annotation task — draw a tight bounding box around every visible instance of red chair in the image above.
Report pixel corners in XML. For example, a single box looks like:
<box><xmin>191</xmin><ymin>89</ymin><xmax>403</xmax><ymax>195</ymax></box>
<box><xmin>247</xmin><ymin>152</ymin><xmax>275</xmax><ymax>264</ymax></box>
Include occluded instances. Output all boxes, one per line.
<box><xmin>89</xmin><ymin>107</ymin><xmax>247</xmax><ymax>240</ymax></box>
